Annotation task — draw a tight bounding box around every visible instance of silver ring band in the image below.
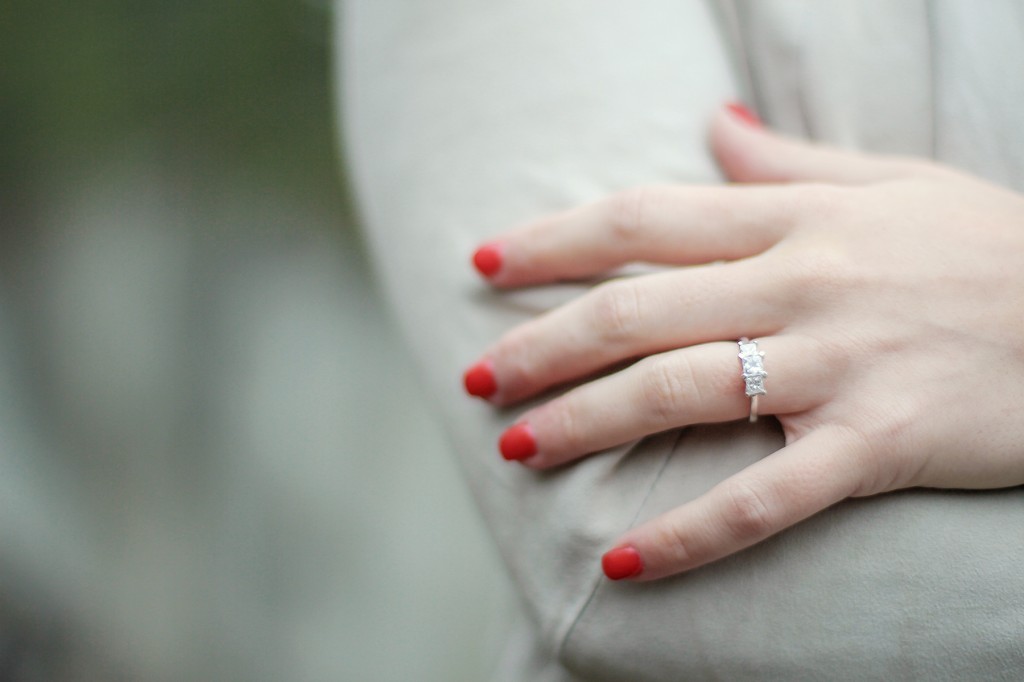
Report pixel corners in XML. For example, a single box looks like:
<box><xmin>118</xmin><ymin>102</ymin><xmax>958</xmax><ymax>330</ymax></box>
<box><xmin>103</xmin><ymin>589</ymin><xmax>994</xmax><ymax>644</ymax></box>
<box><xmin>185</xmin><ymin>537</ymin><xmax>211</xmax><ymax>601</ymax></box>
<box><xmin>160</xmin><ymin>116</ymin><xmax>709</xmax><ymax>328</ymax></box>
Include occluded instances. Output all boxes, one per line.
<box><xmin>737</xmin><ymin>338</ymin><xmax>766</xmax><ymax>423</ymax></box>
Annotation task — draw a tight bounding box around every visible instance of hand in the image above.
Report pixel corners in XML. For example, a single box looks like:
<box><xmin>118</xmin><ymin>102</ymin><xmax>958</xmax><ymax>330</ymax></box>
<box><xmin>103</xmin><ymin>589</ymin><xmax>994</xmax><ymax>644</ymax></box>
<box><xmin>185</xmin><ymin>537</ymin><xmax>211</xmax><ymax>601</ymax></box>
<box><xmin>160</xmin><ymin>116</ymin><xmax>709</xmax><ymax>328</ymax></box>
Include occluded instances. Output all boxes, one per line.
<box><xmin>463</xmin><ymin>103</ymin><xmax>1024</xmax><ymax>582</ymax></box>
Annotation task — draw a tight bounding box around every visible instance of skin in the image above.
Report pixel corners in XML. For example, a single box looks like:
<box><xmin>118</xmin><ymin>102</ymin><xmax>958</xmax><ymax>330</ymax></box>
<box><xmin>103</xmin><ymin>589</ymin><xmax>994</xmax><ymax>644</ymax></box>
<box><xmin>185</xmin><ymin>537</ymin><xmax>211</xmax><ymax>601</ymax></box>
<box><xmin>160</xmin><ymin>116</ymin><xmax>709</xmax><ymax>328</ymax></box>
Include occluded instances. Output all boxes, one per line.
<box><xmin>469</xmin><ymin>105</ymin><xmax>1024</xmax><ymax>582</ymax></box>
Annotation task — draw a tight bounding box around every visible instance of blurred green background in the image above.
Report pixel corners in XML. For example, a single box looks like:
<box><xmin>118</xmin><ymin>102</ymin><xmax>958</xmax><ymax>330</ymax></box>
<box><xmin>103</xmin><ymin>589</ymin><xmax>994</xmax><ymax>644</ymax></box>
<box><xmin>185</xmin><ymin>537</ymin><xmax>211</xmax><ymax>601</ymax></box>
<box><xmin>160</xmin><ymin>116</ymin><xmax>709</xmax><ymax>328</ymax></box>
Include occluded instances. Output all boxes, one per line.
<box><xmin>0</xmin><ymin>2</ymin><xmax>503</xmax><ymax>680</ymax></box>
<box><xmin>2</xmin><ymin>0</ymin><xmax>345</xmax><ymax>217</ymax></box>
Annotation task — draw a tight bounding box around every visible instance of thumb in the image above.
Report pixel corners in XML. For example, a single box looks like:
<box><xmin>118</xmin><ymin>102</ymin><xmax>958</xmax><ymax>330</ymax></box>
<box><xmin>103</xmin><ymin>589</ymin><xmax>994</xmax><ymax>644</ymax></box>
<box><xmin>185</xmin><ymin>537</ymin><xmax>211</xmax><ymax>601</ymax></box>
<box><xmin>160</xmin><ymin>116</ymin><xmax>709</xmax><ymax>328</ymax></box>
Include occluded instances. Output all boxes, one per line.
<box><xmin>711</xmin><ymin>102</ymin><xmax>922</xmax><ymax>185</ymax></box>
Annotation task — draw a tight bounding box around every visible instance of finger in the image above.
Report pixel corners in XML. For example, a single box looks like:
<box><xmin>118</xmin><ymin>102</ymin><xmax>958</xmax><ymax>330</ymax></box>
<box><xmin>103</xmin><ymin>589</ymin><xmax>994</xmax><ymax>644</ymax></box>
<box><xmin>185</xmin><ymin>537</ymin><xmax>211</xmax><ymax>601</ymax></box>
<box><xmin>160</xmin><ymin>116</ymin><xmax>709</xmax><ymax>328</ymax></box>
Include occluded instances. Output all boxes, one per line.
<box><xmin>472</xmin><ymin>183</ymin><xmax>805</xmax><ymax>287</ymax></box>
<box><xmin>499</xmin><ymin>336</ymin><xmax>834</xmax><ymax>468</ymax></box>
<box><xmin>602</xmin><ymin>426</ymin><xmax>867</xmax><ymax>581</ymax></box>
<box><xmin>478</xmin><ymin>259</ymin><xmax>783</xmax><ymax>405</ymax></box>
<box><xmin>712</xmin><ymin>103</ymin><xmax>931</xmax><ymax>185</ymax></box>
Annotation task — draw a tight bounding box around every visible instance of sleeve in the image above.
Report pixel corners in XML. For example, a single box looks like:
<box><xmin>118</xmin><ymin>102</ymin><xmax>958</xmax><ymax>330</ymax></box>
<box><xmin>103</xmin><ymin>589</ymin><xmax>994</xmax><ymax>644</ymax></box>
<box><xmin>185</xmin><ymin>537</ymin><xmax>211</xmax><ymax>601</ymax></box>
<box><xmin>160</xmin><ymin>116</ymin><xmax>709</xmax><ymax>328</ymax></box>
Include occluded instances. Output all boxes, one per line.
<box><xmin>338</xmin><ymin>1</ymin><xmax>1024</xmax><ymax>679</ymax></box>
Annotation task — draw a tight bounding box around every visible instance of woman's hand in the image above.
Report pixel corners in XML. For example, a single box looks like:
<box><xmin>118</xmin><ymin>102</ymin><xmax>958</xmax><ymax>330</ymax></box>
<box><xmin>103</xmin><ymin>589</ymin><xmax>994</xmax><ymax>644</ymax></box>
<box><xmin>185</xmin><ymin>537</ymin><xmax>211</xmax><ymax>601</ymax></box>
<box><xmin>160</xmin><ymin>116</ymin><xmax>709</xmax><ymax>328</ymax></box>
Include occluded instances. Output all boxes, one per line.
<box><xmin>463</xmin><ymin>104</ymin><xmax>1024</xmax><ymax>582</ymax></box>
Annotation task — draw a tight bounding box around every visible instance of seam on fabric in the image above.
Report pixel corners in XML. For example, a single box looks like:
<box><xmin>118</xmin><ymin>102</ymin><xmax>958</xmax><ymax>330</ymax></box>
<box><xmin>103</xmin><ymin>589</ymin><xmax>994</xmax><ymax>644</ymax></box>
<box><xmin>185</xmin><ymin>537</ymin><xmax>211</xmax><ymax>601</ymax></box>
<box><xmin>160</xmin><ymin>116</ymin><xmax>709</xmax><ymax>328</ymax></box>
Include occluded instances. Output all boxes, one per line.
<box><xmin>555</xmin><ymin>429</ymin><xmax>684</xmax><ymax>664</ymax></box>
<box><xmin>709</xmin><ymin>0</ymin><xmax>758</xmax><ymax>107</ymax></box>
<box><xmin>924</xmin><ymin>0</ymin><xmax>939</xmax><ymax>159</ymax></box>
<box><xmin>796</xmin><ymin>87</ymin><xmax>816</xmax><ymax>142</ymax></box>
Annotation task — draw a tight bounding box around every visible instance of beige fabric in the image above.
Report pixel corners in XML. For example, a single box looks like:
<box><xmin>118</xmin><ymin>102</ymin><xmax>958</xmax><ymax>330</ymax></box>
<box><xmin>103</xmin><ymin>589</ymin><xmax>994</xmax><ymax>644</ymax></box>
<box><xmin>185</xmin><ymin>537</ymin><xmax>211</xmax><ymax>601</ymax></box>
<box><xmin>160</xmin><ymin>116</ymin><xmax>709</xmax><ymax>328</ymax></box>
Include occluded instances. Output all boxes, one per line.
<box><xmin>340</xmin><ymin>1</ymin><xmax>1024</xmax><ymax>679</ymax></box>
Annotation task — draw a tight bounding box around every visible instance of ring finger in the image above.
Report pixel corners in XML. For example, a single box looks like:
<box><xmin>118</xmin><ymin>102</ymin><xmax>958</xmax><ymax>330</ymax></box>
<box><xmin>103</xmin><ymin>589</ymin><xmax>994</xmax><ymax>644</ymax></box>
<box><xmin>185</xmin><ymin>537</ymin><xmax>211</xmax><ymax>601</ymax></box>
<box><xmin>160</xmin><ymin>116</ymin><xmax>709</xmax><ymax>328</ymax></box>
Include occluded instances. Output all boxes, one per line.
<box><xmin>499</xmin><ymin>335</ymin><xmax>833</xmax><ymax>468</ymax></box>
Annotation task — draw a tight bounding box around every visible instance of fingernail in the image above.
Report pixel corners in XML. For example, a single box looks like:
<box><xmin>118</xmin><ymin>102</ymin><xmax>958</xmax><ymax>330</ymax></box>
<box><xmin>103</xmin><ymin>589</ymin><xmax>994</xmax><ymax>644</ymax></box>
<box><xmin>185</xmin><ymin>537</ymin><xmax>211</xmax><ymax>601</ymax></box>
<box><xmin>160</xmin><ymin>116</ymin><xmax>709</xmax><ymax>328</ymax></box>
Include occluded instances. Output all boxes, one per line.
<box><xmin>472</xmin><ymin>243</ymin><xmax>503</xmax><ymax>278</ymax></box>
<box><xmin>725</xmin><ymin>101</ymin><xmax>762</xmax><ymax>128</ymax></box>
<box><xmin>463</xmin><ymin>360</ymin><xmax>498</xmax><ymax>399</ymax></box>
<box><xmin>499</xmin><ymin>422</ymin><xmax>537</xmax><ymax>461</ymax></box>
<box><xmin>602</xmin><ymin>546</ymin><xmax>643</xmax><ymax>580</ymax></box>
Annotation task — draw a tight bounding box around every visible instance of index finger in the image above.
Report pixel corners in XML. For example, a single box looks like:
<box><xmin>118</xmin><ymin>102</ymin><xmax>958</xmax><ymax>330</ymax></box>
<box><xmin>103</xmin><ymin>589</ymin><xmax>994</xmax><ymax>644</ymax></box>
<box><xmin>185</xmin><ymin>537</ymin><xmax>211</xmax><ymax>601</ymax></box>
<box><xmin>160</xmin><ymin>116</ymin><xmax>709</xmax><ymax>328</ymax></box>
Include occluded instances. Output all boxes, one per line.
<box><xmin>473</xmin><ymin>183</ymin><xmax>819</xmax><ymax>287</ymax></box>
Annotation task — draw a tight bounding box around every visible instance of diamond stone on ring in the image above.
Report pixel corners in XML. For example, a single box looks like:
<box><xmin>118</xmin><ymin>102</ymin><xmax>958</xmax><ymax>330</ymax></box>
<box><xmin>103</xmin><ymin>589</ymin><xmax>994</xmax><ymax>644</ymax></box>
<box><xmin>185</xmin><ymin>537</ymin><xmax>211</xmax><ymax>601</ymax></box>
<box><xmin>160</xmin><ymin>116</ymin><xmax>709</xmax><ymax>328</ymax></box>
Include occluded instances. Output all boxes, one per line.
<box><xmin>737</xmin><ymin>338</ymin><xmax>766</xmax><ymax>423</ymax></box>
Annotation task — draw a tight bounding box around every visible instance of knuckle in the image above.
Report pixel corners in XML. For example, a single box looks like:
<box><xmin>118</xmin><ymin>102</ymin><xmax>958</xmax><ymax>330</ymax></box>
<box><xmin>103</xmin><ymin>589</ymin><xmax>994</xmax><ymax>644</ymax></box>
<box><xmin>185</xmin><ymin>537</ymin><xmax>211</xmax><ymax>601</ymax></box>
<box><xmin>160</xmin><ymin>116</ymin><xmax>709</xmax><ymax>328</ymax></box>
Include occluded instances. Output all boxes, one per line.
<box><xmin>654</xmin><ymin>521</ymin><xmax>697</xmax><ymax>568</ymax></box>
<box><xmin>605</xmin><ymin>186</ymin><xmax>659</xmax><ymax>242</ymax></box>
<box><xmin>772</xmin><ymin>244</ymin><xmax>860</xmax><ymax>308</ymax></box>
<box><xmin>692</xmin><ymin>186</ymin><xmax>733</xmax><ymax>223</ymax></box>
<box><xmin>800</xmin><ymin>335</ymin><xmax>846</xmax><ymax>392</ymax></box>
<box><xmin>720</xmin><ymin>480</ymin><xmax>776</xmax><ymax>542</ymax></box>
<box><xmin>552</xmin><ymin>397</ymin><xmax>587</xmax><ymax>455</ymax></box>
<box><xmin>589</xmin><ymin>280</ymin><xmax>644</xmax><ymax>342</ymax></box>
<box><xmin>840</xmin><ymin>409</ymin><xmax>918</xmax><ymax>495</ymax></box>
<box><xmin>774</xmin><ymin>183</ymin><xmax>850</xmax><ymax>236</ymax></box>
<box><xmin>792</xmin><ymin>183</ymin><xmax>847</xmax><ymax>219</ymax></box>
<box><xmin>492</xmin><ymin>329</ymin><xmax>538</xmax><ymax>387</ymax></box>
<box><xmin>640</xmin><ymin>356</ymin><xmax>693</xmax><ymax>426</ymax></box>
<box><xmin>767</xmin><ymin>186</ymin><xmax>863</xmax><ymax>303</ymax></box>
<box><xmin>881</xmin><ymin>154</ymin><xmax>949</xmax><ymax>180</ymax></box>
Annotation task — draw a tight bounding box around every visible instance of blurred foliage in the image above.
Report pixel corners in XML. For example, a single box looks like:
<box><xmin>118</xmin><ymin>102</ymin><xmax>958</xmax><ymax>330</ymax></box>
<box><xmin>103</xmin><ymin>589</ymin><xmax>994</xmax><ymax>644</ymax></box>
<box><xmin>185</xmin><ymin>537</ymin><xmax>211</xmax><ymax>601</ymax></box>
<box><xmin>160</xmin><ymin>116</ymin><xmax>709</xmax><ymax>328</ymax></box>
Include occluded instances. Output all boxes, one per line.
<box><xmin>0</xmin><ymin>0</ymin><xmax>342</xmax><ymax>214</ymax></box>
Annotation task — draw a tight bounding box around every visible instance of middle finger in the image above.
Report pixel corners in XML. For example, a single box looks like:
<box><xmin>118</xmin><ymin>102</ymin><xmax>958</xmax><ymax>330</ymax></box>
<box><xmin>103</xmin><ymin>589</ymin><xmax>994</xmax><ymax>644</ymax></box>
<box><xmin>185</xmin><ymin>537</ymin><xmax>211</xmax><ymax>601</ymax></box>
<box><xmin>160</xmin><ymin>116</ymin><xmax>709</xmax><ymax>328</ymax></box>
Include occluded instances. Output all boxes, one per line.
<box><xmin>473</xmin><ymin>257</ymin><xmax>787</xmax><ymax>405</ymax></box>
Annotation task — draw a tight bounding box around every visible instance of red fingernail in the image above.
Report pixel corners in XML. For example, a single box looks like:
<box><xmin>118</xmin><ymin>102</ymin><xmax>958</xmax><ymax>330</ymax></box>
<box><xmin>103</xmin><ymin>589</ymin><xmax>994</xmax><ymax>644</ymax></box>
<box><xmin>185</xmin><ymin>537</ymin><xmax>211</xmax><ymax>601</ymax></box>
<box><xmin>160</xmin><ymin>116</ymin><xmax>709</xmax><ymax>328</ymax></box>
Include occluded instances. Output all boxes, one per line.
<box><xmin>472</xmin><ymin>243</ymin><xmax>503</xmax><ymax>278</ymax></box>
<box><xmin>499</xmin><ymin>422</ymin><xmax>536</xmax><ymax>461</ymax></box>
<box><xmin>463</xmin><ymin>360</ymin><xmax>498</xmax><ymax>399</ymax></box>
<box><xmin>602</xmin><ymin>546</ymin><xmax>644</xmax><ymax>580</ymax></box>
<box><xmin>725</xmin><ymin>101</ymin><xmax>762</xmax><ymax>128</ymax></box>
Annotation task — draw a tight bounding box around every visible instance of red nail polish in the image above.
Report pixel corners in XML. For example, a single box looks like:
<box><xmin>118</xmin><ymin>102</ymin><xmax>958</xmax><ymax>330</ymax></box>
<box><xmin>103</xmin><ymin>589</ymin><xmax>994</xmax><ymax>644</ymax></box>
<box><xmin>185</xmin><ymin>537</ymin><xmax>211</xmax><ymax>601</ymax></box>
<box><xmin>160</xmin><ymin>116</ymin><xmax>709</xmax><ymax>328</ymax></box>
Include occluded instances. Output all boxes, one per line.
<box><xmin>463</xmin><ymin>360</ymin><xmax>498</xmax><ymax>399</ymax></box>
<box><xmin>725</xmin><ymin>101</ymin><xmax>762</xmax><ymax>128</ymax></box>
<box><xmin>499</xmin><ymin>423</ymin><xmax>536</xmax><ymax>461</ymax></box>
<box><xmin>602</xmin><ymin>546</ymin><xmax>643</xmax><ymax>580</ymax></box>
<box><xmin>472</xmin><ymin>243</ymin><xmax>503</xmax><ymax>278</ymax></box>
